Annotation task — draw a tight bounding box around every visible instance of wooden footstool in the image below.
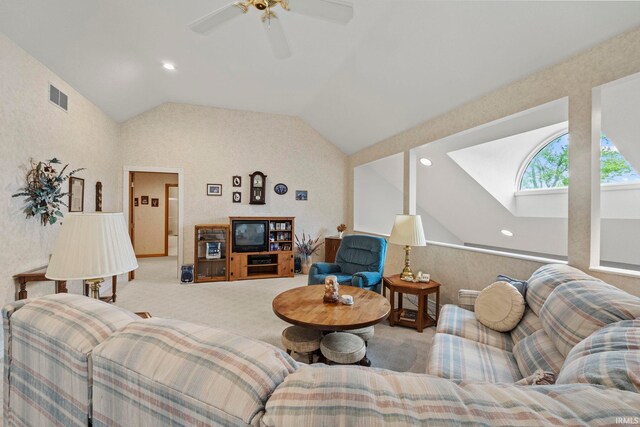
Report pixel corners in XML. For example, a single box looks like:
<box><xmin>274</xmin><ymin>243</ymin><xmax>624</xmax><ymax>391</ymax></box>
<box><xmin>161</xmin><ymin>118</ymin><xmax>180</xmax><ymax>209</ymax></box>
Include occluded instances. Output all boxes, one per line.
<box><xmin>320</xmin><ymin>332</ymin><xmax>366</xmax><ymax>365</ymax></box>
<box><xmin>281</xmin><ymin>326</ymin><xmax>322</xmax><ymax>364</ymax></box>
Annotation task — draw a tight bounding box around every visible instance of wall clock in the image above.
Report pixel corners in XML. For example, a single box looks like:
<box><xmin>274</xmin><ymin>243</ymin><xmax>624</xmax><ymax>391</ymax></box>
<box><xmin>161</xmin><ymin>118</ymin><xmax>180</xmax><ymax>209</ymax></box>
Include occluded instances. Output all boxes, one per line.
<box><xmin>274</xmin><ymin>183</ymin><xmax>288</xmax><ymax>195</ymax></box>
<box><xmin>249</xmin><ymin>171</ymin><xmax>267</xmax><ymax>205</ymax></box>
<box><xmin>95</xmin><ymin>181</ymin><xmax>103</xmax><ymax>211</ymax></box>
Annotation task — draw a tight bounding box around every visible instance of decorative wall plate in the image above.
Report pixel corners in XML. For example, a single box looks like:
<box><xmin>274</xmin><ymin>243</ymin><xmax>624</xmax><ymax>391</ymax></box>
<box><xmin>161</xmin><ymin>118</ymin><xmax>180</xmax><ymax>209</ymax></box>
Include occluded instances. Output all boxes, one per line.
<box><xmin>274</xmin><ymin>183</ymin><xmax>288</xmax><ymax>195</ymax></box>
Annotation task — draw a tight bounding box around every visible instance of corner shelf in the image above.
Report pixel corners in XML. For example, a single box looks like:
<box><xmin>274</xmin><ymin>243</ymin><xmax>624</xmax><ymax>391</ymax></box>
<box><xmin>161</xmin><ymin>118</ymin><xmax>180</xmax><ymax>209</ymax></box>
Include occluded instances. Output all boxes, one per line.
<box><xmin>194</xmin><ymin>224</ymin><xmax>229</xmax><ymax>283</ymax></box>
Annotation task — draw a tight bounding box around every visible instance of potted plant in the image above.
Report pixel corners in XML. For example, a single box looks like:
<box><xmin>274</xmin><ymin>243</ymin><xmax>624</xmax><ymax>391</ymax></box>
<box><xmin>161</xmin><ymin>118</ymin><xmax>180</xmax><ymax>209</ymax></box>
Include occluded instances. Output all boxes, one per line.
<box><xmin>12</xmin><ymin>158</ymin><xmax>84</xmax><ymax>226</ymax></box>
<box><xmin>337</xmin><ymin>223</ymin><xmax>347</xmax><ymax>238</ymax></box>
<box><xmin>295</xmin><ymin>233</ymin><xmax>323</xmax><ymax>274</ymax></box>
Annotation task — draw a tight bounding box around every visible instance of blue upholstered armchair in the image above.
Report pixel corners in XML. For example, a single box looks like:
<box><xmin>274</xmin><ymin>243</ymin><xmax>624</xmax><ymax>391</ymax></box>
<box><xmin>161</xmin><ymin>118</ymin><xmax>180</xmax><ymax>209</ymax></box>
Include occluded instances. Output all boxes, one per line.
<box><xmin>308</xmin><ymin>235</ymin><xmax>388</xmax><ymax>294</ymax></box>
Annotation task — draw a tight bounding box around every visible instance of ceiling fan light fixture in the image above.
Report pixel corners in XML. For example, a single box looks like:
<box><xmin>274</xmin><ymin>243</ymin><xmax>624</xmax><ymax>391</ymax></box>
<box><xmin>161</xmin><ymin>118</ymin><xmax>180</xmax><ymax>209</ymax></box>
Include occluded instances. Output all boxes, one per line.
<box><xmin>254</xmin><ymin>0</ymin><xmax>269</xmax><ymax>10</ymax></box>
<box><xmin>189</xmin><ymin>0</ymin><xmax>353</xmax><ymax>58</ymax></box>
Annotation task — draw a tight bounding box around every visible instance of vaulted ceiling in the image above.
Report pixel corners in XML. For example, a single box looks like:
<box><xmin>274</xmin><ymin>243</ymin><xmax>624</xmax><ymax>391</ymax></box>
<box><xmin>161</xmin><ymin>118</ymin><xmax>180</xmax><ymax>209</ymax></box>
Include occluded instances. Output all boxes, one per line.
<box><xmin>2</xmin><ymin>1</ymin><xmax>640</xmax><ymax>154</ymax></box>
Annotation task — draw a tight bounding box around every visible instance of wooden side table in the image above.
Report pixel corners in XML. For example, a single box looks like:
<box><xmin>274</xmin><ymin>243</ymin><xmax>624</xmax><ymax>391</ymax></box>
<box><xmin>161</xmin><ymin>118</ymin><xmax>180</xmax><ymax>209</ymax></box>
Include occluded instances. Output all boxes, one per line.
<box><xmin>383</xmin><ymin>274</ymin><xmax>441</xmax><ymax>333</ymax></box>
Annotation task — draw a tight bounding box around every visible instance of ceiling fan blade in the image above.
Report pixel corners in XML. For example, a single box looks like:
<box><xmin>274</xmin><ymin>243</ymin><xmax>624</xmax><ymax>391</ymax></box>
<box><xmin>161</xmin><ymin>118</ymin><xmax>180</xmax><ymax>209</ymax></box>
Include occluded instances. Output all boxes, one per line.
<box><xmin>262</xmin><ymin>14</ymin><xmax>291</xmax><ymax>59</ymax></box>
<box><xmin>288</xmin><ymin>0</ymin><xmax>353</xmax><ymax>25</ymax></box>
<box><xmin>189</xmin><ymin>3</ymin><xmax>246</xmax><ymax>35</ymax></box>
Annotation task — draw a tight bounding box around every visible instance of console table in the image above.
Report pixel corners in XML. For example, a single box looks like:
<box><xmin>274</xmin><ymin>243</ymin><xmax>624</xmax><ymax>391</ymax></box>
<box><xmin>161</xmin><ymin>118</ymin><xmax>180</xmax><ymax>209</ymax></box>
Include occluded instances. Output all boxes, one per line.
<box><xmin>13</xmin><ymin>266</ymin><xmax>117</xmax><ymax>302</ymax></box>
<box><xmin>13</xmin><ymin>266</ymin><xmax>67</xmax><ymax>300</ymax></box>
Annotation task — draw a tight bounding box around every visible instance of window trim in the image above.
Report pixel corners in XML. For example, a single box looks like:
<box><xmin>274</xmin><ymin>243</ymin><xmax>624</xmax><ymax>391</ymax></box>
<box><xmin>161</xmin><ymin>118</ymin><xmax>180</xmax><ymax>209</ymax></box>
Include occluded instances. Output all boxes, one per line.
<box><xmin>515</xmin><ymin>181</ymin><xmax>640</xmax><ymax>197</ymax></box>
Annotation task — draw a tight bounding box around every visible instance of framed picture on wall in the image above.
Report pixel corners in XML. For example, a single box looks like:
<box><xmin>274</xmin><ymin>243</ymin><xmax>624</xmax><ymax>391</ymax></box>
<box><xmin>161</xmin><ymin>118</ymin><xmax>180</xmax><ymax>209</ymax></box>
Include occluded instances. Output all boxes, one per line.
<box><xmin>295</xmin><ymin>190</ymin><xmax>308</xmax><ymax>201</ymax></box>
<box><xmin>207</xmin><ymin>184</ymin><xmax>222</xmax><ymax>196</ymax></box>
<box><xmin>233</xmin><ymin>192</ymin><xmax>241</xmax><ymax>203</ymax></box>
<box><xmin>232</xmin><ymin>176</ymin><xmax>241</xmax><ymax>187</ymax></box>
<box><xmin>151</xmin><ymin>198</ymin><xmax>159</xmax><ymax>207</ymax></box>
<box><xmin>69</xmin><ymin>177</ymin><xmax>85</xmax><ymax>212</ymax></box>
<box><xmin>141</xmin><ymin>195</ymin><xmax>149</xmax><ymax>205</ymax></box>
<box><xmin>134</xmin><ymin>197</ymin><xmax>139</xmax><ymax>207</ymax></box>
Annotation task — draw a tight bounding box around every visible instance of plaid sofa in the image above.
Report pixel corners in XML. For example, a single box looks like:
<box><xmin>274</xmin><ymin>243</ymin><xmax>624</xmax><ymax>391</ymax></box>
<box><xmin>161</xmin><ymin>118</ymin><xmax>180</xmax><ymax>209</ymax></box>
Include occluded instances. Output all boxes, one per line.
<box><xmin>4</xmin><ymin>265</ymin><xmax>640</xmax><ymax>426</ymax></box>
<box><xmin>429</xmin><ymin>264</ymin><xmax>640</xmax><ymax>386</ymax></box>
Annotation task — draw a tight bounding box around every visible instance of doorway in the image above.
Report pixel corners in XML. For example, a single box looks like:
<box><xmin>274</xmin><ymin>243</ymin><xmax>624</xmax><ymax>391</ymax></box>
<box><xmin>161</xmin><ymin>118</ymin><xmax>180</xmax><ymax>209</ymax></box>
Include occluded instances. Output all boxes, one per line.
<box><xmin>124</xmin><ymin>167</ymin><xmax>184</xmax><ymax>280</ymax></box>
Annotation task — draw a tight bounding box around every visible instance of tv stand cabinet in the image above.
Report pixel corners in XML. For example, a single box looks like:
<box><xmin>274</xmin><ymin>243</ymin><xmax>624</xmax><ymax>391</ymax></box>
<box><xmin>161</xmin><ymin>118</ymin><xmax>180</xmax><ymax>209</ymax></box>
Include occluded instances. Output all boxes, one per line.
<box><xmin>229</xmin><ymin>217</ymin><xmax>295</xmax><ymax>281</ymax></box>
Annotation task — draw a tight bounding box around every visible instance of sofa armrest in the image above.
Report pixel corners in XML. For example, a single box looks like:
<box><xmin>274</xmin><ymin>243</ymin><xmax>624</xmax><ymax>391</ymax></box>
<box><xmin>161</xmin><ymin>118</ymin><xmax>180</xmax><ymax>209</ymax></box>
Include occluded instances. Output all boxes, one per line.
<box><xmin>458</xmin><ymin>290</ymin><xmax>481</xmax><ymax>312</ymax></box>
<box><xmin>351</xmin><ymin>272</ymin><xmax>382</xmax><ymax>290</ymax></box>
<box><xmin>309</xmin><ymin>262</ymin><xmax>341</xmax><ymax>276</ymax></box>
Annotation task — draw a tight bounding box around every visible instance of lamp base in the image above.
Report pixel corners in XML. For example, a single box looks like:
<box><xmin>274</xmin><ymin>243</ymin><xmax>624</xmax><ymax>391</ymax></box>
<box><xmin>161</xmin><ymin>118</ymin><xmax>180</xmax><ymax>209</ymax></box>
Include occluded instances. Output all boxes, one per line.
<box><xmin>400</xmin><ymin>267</ymin><xmax>414</xmax><ymax>281</ymax></box>
<box><xmin>400</xmin><ymin>245</ymin><xmax>414</xmax><ymax>281</ymax></box>
<box><xmin>86</xmin><ymin>278</ymin><xmax>104</xmax><ymax>299</ymax></box>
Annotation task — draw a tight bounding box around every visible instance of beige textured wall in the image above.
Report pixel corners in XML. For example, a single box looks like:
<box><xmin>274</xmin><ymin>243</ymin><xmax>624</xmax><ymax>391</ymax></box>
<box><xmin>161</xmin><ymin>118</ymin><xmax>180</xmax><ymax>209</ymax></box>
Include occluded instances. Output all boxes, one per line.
<box><xmin>350</xmin><ymin>26</ymin><xmax>640</xmax><ymax>301</ymax></box>
<box><xmin>133</xmin><ymin>172</ymin><xmax>179</xmax><ymax>256</ymax></box>
<box><xmin>120</xmin><ymin>103</ymin><xmax>347</xmax><ymax>264</ymax></box>
<box><xmin>1</xmin><ymin>33</ymin><xmax>122</xmax><ymax>305</ymax></box>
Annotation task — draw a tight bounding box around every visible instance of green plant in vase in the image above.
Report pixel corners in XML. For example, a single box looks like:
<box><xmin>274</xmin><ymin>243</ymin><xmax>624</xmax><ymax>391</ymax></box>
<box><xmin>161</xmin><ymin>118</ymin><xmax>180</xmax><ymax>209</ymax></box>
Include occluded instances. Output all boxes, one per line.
<box><xmin>295</xmin><ymin>233</ymin><xmax>323</xmax><ymax>274</ymax></box>
<box><xmin>12</xmin><ymin>158</ymin><xmax>84</xmax><ymax>226</ymax></box>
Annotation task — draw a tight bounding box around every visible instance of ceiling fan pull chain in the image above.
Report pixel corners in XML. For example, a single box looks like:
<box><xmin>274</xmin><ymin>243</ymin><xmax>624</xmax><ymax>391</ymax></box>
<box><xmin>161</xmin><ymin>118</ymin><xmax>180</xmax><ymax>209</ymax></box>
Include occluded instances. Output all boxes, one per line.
<box><xmin>267</xmin><ymin>3</ymin><xmax>271</xmax><ymax>28</ymax></box>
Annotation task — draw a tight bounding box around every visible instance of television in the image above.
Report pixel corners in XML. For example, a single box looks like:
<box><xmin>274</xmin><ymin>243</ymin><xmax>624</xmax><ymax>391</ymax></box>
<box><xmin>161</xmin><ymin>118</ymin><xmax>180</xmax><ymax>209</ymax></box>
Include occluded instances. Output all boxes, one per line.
<box><xmin>232</xmin><ymin>220</ymin><xmax>269</xmax><ymax>253</ymax></box>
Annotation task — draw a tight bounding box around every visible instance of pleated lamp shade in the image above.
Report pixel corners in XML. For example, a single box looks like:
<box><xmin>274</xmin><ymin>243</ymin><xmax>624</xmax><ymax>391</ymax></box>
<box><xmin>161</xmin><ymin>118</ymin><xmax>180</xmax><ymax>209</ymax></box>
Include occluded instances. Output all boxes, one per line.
<box><xmin>46</xmin><ymin>213</ymin><xmax>138</xmax><ymax>280</ymax></box>
<box><xmin>388</xmin><ymin>215</ymin><xmax>427</xmax><ymax>247</ymax></box>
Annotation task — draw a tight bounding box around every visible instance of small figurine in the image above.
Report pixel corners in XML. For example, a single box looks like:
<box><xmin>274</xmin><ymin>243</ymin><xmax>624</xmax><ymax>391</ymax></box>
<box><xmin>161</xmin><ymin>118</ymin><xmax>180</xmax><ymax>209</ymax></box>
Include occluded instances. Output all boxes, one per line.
<box><xmin>323</xmin><ymin>275</ymin><xmax>339</xmax><ymax>303</ymax></box>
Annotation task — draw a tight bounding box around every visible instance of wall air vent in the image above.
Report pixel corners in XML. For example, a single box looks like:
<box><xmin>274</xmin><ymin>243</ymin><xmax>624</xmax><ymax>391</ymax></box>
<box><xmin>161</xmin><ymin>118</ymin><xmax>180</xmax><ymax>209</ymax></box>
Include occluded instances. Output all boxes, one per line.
<box><xmin>49</xmin><ymin>84</ymin><xmax>68</xmax><ymax>111</ymax></box>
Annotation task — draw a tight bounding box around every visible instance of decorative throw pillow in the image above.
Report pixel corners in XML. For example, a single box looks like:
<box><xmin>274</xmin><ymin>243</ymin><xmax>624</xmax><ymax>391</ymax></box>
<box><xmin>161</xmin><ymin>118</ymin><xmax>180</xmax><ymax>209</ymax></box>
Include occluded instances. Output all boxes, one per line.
<box><xmin>475</xmin><ymin>281</ymin><xmax>526</xmax><ymax>332</ymax></box>
<box><xmin>496</xmin><ymin>274</ymin><xmax>528</xmax><ymax>298</ymax></box>
<box><xmin>515</xmin><ymin>369</ymin><xmax>557</xmax><ymax>386</ymax></box>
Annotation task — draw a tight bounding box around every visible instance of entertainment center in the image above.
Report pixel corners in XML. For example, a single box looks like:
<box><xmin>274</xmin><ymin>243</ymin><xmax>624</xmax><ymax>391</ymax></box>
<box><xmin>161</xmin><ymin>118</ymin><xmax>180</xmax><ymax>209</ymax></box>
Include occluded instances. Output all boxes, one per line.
<box><xmin>194</xmin><ymin>217</ymin><xmax>295</xmax><ymax>282</ymax></box>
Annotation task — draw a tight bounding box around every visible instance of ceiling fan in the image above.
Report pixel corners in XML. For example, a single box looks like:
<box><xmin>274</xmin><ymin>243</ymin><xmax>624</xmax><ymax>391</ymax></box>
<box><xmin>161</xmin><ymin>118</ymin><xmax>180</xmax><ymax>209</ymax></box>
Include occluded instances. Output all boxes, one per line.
<box><xmin>189</xmin><ymin>0</ymin><xmax>354</xmax><ymax>59</ymax></box>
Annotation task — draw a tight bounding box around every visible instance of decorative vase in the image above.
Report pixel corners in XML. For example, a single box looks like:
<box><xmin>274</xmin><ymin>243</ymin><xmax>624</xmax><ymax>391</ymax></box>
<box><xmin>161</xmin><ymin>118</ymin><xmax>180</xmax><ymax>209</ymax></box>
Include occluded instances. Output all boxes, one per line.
<box><xmin>323</xmin><ymin>275</ymin><xmax>339</xmax><ymax>303</ymax></box>
<box><xmin>301</xmin><ymin>254</ymin><xmax>312</xmax><ymax>274</ymax></box>
<box><xmin>338</xmin><ymin>231</ymin><xmax>344</xmax><ymax>238</ymax></box>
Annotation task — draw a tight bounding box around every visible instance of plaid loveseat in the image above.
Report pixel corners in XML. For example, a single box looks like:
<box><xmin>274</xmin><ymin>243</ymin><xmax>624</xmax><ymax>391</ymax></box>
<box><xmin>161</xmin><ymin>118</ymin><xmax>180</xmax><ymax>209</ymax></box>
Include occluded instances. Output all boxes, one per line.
<box><xmin>428</xmin><ymin>264</ymin><xmax>640</xmax><ymax>387</ymax></box>
<box><xmin>4</xmin><ymin>265</ymin><xmax>640</xmax><ymax>426</ymax></box>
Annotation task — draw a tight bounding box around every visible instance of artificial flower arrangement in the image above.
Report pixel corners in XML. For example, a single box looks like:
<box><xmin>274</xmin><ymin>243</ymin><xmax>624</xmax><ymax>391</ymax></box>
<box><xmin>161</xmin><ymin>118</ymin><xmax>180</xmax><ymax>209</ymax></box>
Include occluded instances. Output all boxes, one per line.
<box><xmin>295</xmin><ymin>232</ymin><xmax>324</xmax><ymax>258</ymax></box>
<box><xmin>12</xmin><ymin>158</ymin><xmax>84</xmax><ymax>226</ymax></box>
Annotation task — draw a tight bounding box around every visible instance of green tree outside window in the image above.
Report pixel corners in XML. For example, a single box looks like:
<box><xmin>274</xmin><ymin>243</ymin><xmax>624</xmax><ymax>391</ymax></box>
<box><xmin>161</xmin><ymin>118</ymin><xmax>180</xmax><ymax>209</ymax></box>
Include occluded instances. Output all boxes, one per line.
<box><xmin>520</xmin><ymin>133</ymin><xmax>639</xmax><ymax>190</ymax></box>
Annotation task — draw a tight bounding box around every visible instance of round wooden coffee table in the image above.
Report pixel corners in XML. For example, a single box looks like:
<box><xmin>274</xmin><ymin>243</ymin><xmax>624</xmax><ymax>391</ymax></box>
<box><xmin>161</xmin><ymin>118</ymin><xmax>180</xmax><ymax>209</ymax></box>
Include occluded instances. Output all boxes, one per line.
<box><xmin>272</xmin><ymin>286</ymin><xmax>390</xmax><ymax>366</ymax></box>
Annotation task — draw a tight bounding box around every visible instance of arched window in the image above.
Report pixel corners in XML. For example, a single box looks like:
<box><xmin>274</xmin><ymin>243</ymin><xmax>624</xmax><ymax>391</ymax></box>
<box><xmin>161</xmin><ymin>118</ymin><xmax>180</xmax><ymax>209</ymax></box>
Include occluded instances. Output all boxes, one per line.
<box><xmin>519</xmin><ymin>133</ymin><xmax>639</xmax><ymax>190</ymax></box>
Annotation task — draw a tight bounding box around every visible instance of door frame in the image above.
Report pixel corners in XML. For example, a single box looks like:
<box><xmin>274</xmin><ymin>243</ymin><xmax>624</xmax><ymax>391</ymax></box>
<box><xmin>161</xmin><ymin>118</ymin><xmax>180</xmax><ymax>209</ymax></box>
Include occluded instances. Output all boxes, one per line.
<box><xmin>165</xmin><ymin>183</ymin><xmax>178</xmax><ymax>256</ymax></box>
<box><xmin>123</xmin><ymin>166</ymin><xmax>185</xmax><ymax>279</ymax></box>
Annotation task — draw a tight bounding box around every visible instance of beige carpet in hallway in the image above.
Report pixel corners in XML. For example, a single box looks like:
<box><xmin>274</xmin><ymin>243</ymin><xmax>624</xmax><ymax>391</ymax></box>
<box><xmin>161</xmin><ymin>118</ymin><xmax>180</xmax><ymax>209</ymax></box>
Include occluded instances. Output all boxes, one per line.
<box><xmin>115</xmin><ymin>257</ymin><xmax>433</xmax><ymax>373</ymax></box>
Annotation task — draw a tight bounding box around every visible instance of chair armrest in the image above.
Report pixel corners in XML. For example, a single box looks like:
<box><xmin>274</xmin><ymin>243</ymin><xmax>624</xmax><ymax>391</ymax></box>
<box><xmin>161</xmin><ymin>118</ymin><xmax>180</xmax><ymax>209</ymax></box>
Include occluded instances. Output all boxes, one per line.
<box><xmin>458</xmin><ymin>290</ymin><xmax>481</xmax><ymax>312</ymax></box>
<box><xmin>309</xmin><ymin>262</ymin><xmax>341</xmax><ymax>276</ymax></box>
<box><xmin>352</xmin><ymin>272</ymin><xmax>382</xmax><ymax>290</ymax></box>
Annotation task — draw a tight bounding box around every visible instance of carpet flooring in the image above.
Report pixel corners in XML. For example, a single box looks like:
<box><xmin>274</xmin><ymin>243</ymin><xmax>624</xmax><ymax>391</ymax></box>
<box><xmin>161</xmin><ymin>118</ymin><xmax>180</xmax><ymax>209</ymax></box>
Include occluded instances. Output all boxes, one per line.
<box><xmin>115</xmin><ymin>257</ymin><xmax>434</xmax><ymax>373</ymax></box>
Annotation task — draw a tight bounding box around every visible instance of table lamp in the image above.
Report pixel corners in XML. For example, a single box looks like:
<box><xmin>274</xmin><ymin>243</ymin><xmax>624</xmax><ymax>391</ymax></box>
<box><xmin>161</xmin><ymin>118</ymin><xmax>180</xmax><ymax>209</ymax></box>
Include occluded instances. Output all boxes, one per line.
<box><xmin>388</xmin><ymin>214</ymin><xmax>426</xmax><ymax>281</ymax></box>
<box><xmin>46</xmin><ymin>213</ymin><xmax>138</xmax><ymax>299</ymax></box>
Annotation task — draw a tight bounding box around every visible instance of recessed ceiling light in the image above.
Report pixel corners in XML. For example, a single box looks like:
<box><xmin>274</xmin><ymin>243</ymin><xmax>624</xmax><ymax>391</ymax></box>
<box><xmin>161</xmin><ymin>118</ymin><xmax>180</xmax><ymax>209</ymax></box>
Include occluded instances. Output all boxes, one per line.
<box><xmin>419</xmin><ymin>158</ymin><xmax>432</xmax><ymax>166</ymax></box>
<box><xmin>162</xmin><ymin>63</ymin><xmax>176</xmax><ymax>71</ymax></box>
<box><xmin>501</xmin><ymin>229</ymin><xmax>514</xmax><ymax>237</ymax></box>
